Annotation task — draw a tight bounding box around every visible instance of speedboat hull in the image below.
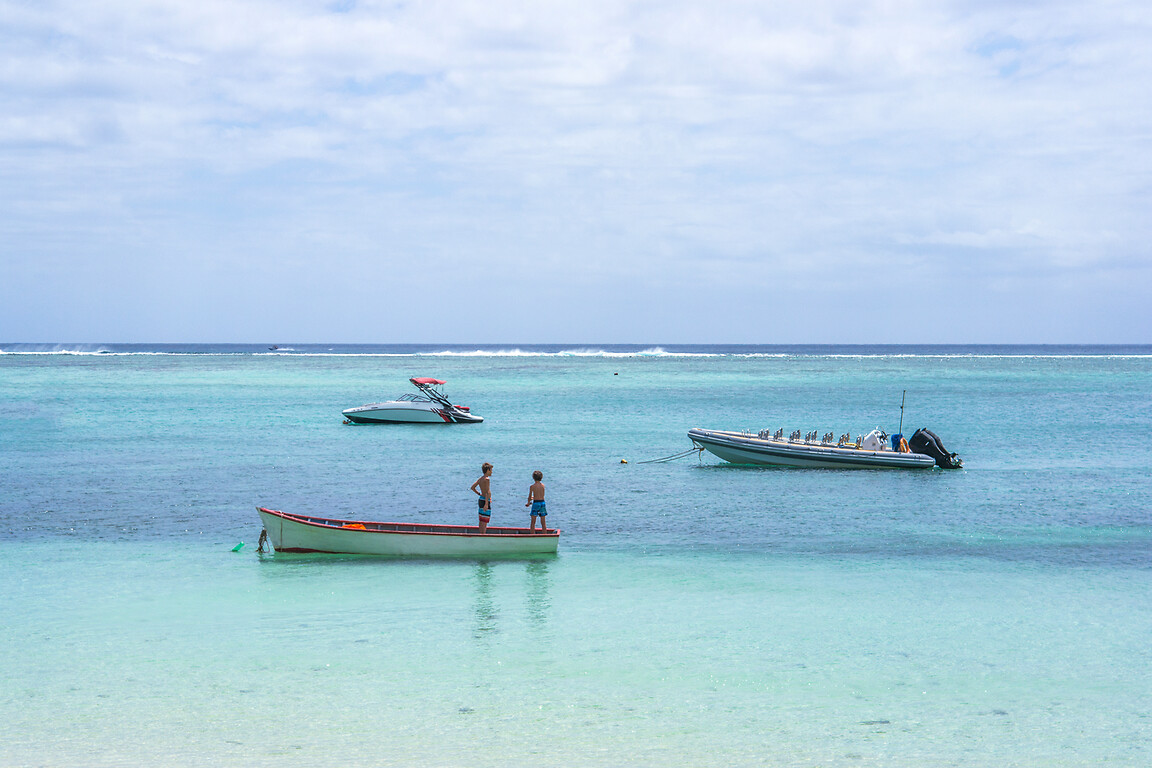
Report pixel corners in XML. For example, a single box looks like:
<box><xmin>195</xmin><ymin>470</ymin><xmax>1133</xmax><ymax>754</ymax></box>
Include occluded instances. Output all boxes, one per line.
<box><xmin>257</xmin><ymin>507</ymin><xmax>558</xmax><ymax>556</ymax></box>
<box><xmin>689</xmin><ymin>428</ymin><xmax>937</xmax><ymax>469</ymax></box>
<box><xmin>342</xmin><ymin>402</ymin><xmax>483</xmax><ymax>423</ymax></box>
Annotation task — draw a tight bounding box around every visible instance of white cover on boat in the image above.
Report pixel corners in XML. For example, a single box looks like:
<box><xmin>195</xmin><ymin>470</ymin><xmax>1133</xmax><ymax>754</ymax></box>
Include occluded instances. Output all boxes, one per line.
<box><xmin>861</xmin><ymin>429</ymin><xmax>886</xmax><ymax>451</ymax></box>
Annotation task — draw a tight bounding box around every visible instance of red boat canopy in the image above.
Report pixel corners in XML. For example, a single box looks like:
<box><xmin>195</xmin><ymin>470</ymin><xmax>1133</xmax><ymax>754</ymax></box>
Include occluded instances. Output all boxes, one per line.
<box><xmin>410</xmin><ymin>377</ymin><xmax>447</xmax><ymax>386</ymax></box>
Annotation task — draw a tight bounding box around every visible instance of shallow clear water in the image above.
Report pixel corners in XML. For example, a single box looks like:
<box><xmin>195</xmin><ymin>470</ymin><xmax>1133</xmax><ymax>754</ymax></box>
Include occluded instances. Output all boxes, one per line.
<box><xmin>1</xmin><ymin>346</ymin><xmax>1150</xmax><ymax>766</ymax></box>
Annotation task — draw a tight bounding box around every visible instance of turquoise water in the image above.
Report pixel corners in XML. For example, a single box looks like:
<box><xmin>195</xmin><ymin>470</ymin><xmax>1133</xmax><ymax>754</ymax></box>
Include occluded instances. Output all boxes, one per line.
<box><xmin>2</xmin><ymin>346</ymin><xmax>1150</xmax><ymax>766</ymax></box>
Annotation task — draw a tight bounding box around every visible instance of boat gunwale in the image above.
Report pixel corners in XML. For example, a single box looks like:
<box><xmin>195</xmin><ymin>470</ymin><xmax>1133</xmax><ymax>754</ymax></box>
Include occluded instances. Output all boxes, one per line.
<box><xmin>343</xmin><ymin>399</ymin><xmax>430</xmax><ymax>411</ymax></box>
<box><xmin>257</xmin><ymin>507</ymin><xmax>559</xmax><ymax>538</ymax></box>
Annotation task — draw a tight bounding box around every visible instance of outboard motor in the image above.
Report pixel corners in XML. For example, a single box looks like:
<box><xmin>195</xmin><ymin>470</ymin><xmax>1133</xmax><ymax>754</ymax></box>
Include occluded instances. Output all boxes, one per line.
<box><xmin>909</xmin><ymin>427</ymin><xmax>963</xmax><ymax>468</ymax></box>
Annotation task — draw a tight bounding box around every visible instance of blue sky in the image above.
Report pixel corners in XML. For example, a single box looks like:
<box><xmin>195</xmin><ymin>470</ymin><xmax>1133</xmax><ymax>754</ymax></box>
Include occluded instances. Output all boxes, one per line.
<box><xmin>2</xmin><ymin>0</ymin><xmax>1150</xmax><ymax>343</ymax></box>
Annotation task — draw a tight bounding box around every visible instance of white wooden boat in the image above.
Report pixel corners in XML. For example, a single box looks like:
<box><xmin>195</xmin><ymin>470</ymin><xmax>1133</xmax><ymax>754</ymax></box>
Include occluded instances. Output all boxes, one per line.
<box><xmin>689</xmin><ymin>427</ymin><xmax>939</xmax><ymax>469</ymax></box>
<box><xmin>257</xmin><ymin>507</ymin><xmax>558</xmax><ymax>556</ymax></box>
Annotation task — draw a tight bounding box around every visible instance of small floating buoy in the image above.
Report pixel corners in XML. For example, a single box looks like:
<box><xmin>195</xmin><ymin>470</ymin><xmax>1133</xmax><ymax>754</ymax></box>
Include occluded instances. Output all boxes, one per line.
<box><xmin>620</xmin><ymin>459</ymin><xmax>628</xmax><ymax>464</ymax></box>
<box><xmin>231</xmin><ymin>542</ymin><xmax>245</xmax><ymax>552</ymax></box>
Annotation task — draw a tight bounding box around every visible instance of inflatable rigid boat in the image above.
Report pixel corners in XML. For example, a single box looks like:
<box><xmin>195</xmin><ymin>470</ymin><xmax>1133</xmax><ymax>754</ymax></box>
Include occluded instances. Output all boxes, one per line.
<box><xmin>688</xmin><ymin>426</ymin><xmax>962</xmax><ymax>470</ymax></box>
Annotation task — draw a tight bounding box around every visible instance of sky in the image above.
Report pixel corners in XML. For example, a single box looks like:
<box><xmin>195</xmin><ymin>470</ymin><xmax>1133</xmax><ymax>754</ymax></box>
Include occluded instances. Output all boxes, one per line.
<box><xmin>2</xmin><ymin>0</ymin><xmax>1150</xmax><ymax>343</ymax></box>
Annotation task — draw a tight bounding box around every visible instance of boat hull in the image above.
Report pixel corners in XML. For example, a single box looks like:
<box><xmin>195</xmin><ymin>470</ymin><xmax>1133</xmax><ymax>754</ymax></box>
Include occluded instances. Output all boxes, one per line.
<box><xmin>689</xmin><ymin>428</ymin><xmax>936</xmax><ymax>469</ymax></box>
<box><xmin>342</xmin><ymin>403</ymin><xmax>483</xmax><ymax>424</ymax></box>
<box><xmin>257</xmin><ymin>507</ymin><xmax>558</xmax><ymax>556</ymax></box>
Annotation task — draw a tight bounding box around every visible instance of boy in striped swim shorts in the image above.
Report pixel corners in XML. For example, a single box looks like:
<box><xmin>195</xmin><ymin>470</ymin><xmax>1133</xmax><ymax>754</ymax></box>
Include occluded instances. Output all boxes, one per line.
<box><xmin>470</xmin><ymin>462</ymin><xmax>493</xmax><ymax>533</ymax></box>
<box><xmin>525</xmin><ymin>470</ymin><xmax>547</xmax><ymax>533</ymax></box>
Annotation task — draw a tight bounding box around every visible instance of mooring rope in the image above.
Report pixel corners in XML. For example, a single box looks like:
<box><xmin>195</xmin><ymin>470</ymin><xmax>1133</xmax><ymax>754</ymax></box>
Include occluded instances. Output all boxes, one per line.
<box><xmin>636</xmin><ymin>446</ymin><xmax>705</xmax><ymax>464</ymax></box>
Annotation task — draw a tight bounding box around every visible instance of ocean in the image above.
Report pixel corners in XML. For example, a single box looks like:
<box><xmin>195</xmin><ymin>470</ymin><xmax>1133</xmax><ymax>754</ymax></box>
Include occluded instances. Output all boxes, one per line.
<box><xmin>1</xmin><ymin>344</ymin><xmax>1149</xmax><ymax>766</ymax></box>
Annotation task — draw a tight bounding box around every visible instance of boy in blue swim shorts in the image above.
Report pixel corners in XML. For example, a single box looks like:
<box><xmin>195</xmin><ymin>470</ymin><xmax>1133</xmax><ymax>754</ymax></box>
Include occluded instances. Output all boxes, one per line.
<box><xmin>525</xmin><ymin>470</ymin><xmax>547</xmax><ymax>532</ymax></box>
<box><xmin>470</xmin><ymin>462</ymin><xmax>493</xmax><ymax>533</ymax></box>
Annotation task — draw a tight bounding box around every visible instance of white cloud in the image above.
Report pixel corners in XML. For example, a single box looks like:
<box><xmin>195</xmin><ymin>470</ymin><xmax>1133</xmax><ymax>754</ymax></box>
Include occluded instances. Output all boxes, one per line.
<box><xmin>1</xmin><ymin>0</ymin><xmax>1150</xmax><ymax>342</ymax></box>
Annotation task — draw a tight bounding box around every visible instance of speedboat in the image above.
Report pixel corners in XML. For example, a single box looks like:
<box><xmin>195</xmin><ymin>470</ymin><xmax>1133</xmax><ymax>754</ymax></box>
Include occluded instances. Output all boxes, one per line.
<box><xmin>257</xmin><ymin>507</ymin><xmax>558</xmax><ymax>557</ymax></box>
<box><xmin>688</xmin><ymin>426</ymin><xmax>962</xmax><ymax>469</ymax></box>
<box><xmin>343</xmin><ymin>377</ymin><xmax>483</xmax><ymax>424</ymax></box>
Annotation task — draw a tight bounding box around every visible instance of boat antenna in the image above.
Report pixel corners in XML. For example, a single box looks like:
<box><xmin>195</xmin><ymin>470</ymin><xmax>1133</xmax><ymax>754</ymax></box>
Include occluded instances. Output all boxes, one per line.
<box><xmin>898</xmin><ymin>389</ymin><xmax>906</xmax><ymax>435</ymax></box>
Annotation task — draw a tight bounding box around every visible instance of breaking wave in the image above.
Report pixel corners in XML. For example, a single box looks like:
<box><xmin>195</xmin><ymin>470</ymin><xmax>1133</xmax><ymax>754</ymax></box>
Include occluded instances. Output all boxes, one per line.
<box><xmin>2</xmin><ymin>344</ymin><xmax>1148</xmax><ymax>359</ymax></box>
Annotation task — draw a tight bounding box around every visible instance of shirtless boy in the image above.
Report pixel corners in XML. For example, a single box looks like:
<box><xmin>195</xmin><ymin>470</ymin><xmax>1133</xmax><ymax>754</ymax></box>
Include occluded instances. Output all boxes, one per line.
<box><xmin>470</xmin><ymin>462</ymin><xmax>493</xmax><ymax>533</ymax></box>
<box><xmin>525</xmin><ymin>470</ymin><xmax>546</xmax><ymax>532</ymax></box>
